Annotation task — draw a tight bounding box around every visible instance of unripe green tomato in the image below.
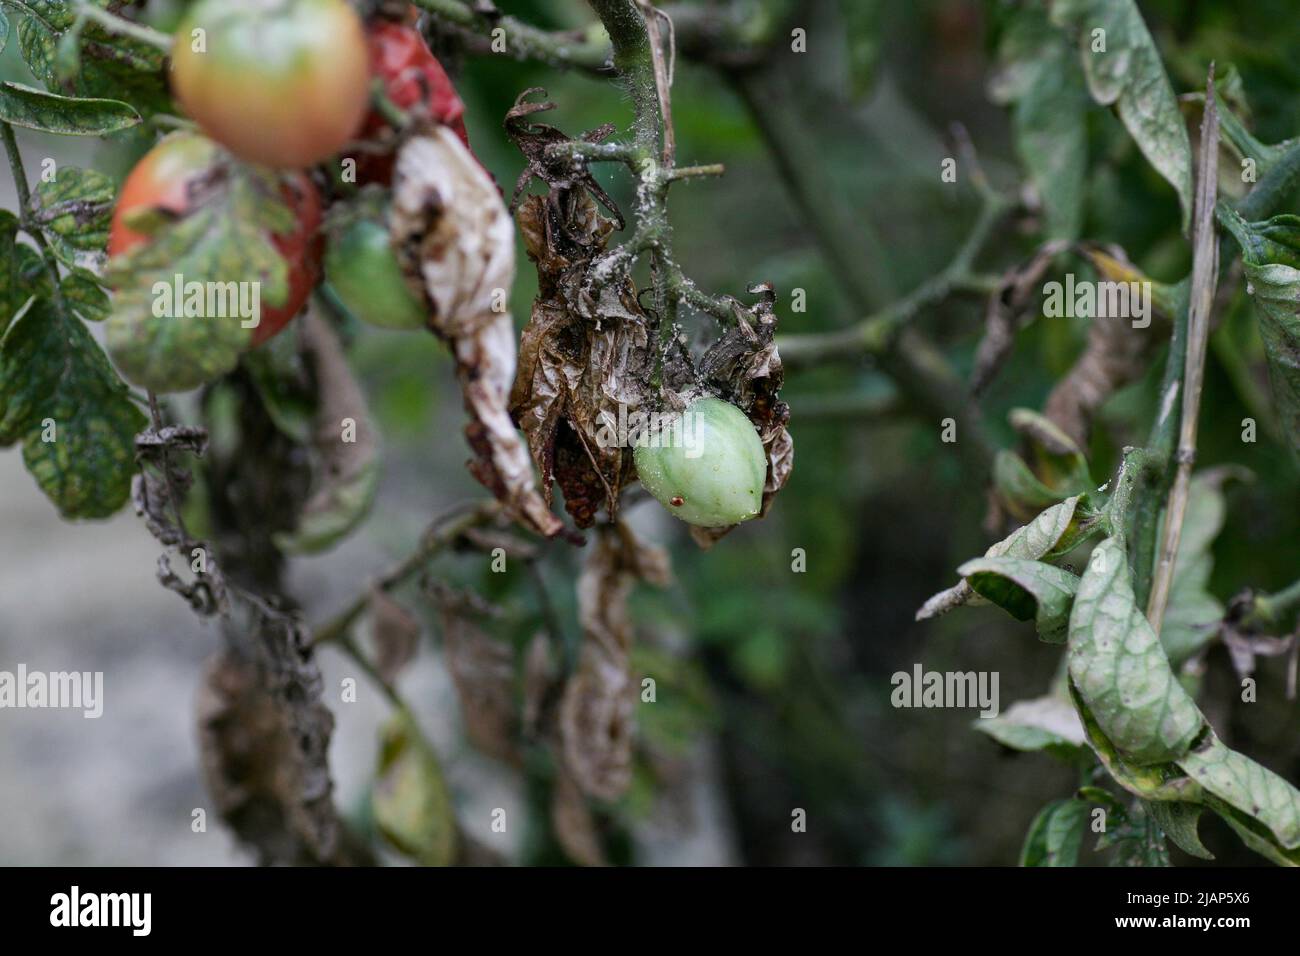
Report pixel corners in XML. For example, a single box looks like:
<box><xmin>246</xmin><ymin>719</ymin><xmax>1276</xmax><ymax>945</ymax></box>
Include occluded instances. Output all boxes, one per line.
<box><xmin>633</xmin><ymin>397</ymin><xmax>767</xmax><ymax>527</ymax></box>
<box><xmin>324</xmin><ymin>218</ymin><xmax>427</xmax><ymax>330</ymax></box>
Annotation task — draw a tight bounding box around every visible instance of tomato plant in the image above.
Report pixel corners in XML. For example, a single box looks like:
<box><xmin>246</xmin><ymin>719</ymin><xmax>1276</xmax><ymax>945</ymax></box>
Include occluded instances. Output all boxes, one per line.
<box><xmin>4</xmin><ymin>0</ymin><xmax>1300</xmax><ymax>881</ymax></box>
<box><xmin>109</xmin><ymin>132</ymin><xmax>323</xmax><ymax>348</ymax></box>
<box><xmin>170</xmin><ymin>0</ymin><xmax>370</xmax><ymax>168</ymax></box>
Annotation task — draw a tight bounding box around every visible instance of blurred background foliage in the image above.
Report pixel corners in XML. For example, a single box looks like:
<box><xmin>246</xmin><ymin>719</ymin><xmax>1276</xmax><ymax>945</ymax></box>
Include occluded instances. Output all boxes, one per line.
<box><xmin>3</xmin><ymin>0</ymin><xmax>1297</xmax><ymax>865</ymax></box>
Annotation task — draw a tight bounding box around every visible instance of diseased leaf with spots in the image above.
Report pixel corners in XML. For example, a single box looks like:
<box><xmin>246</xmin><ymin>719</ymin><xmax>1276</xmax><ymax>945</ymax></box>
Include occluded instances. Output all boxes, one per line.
<box><xmin>1067</xmin><ymin>538</ymin><xmax>1203</xmax><ymax>764</ymax></box>
<box><xmin>29</xmin><ymin>166</ymin><xmax>114</xmax><ymax>264</ymax></box>
<box><xmin>0</xmin><ymin>297</ymin><xmax>144</xmax><ymax>518</ymax></box>
<box><xmin>1050</xmin><ymin>0</ymin><xmax>1193</xmax><ymax>230</ymax></box>
<box><xmin>1178</xmin><ymin>731</ymin><xmax>1300</xmax><ymax>858</ymax></box>
<box><xmin>15</xmin><ymin>4</ymin><xmax>169</xmax><ymax>116</ymax></box>
<box><xmin>976</xmin><ymin>690</ymin><xmax>1087</xmax><ymax>760</ymax></box>
<box><xmin>104</xmin><ymin>157</ymin><xmax>297</xmax><ymax>394</ymax></box>
<box><xmin>0</xmin><ymin>81</ymin><xmax>139</xmax><ymax>135</ymax></box>
<box><xmin>59</xmin><ymin>269</ymin><xmax>109</xmax><ymax>323</ymax></box>
<box><xmin>958</xmin><ymin>556</ymin><xmax>1079</xmax><ymax>643</ymax></box>
<box><xmin>0</xmin><ymin>211</ymin><xmax>49</xmax><ymax>336</ymax></box>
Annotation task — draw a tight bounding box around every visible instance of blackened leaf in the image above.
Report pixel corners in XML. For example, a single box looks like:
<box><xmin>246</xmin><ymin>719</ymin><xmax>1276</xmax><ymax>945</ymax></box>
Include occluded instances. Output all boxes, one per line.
<box><xmin>1050</xmin><ymin>0</ymin><xmax>1193</xmax><ymax>231</ymax></box>
<box><xmin>0</xmin><ymin>81</ymin><xmax>139</xmax><ymax>134</ymax></box>
<box><xmin>373</xmin><ymin>709</ymin><xmax>457</xmax><ymax>867</ymax></box>
<box><xmin>0</xmin><ymin>210</ymin><xmax>46</xmax><ymax>336</ymax></box>
<box><xmin>958</xmin><ymin>555</ymin><xmax>1079</xmax><ymax>643</ymax></box>
<box><xmin>0</xmin><ymin>297</ymin><xmax>144</xmax><ymax>517</ymax></box>
<box><xmin>1067</xmin><ymin>538</ymin><xmax>1203</xmax><ymax>764</ymax></box>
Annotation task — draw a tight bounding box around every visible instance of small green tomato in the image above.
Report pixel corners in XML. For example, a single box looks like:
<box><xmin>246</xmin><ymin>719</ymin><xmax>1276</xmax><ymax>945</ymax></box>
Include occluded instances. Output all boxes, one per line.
<box><xmin>324</xmin><ymin>217</ymin><xmax>427</xmax><ymax>331</ymax></box>
<box><xmin>633</xmin><ymin>397</ymin><xmax>767</xmax><ymax>527</ymax></box>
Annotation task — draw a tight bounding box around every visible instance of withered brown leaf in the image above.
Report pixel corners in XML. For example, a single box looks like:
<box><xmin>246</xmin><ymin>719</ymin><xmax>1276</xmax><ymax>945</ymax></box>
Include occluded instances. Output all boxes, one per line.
<box><xmin>391</xmin><ymin>127</ymin><xmax>562</xmax><ymax>538</ymax></box>
<box><xmin>560</xmin><ymin>522</ymin><xmax>671</xmax><ymax>800</ymax></box>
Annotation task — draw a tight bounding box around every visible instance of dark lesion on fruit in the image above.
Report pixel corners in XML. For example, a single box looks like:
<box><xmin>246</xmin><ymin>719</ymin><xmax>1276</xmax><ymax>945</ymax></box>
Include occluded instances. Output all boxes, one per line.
<box><xmin>669</xmin><ymin>495</ymin><xmax>684</xmax><ymax>507</ymax></box>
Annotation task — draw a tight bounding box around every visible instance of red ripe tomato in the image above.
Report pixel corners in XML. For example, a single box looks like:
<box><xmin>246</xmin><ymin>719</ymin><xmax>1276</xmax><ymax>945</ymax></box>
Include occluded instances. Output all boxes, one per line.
<box><xmin>109</xmin><ymin>133</ymin><xmax>323</xmax><ymax>347</ymax></box>
<box><xmin>355</xmin><ymin>21</ymin><xmax>470</xmax><ymax>183</ymax></box>
<box><xmin>170</xmin><ymin>0</ymin><xmax>371</xmax><ymax>169</ymax></box>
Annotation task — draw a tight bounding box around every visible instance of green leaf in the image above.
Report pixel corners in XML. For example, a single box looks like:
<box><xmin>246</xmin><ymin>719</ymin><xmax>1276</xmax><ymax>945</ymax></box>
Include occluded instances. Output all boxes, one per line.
<box><xmin>0</xmin><ymin>297</ymin><xmax>144</xmax><ymax>518</ymax></box>
<box><xmin>1218</xmin><ymin>209</ymin><xmax>1300</xmax><ymax>455</ymax></box>
<box><xmin>1050</xmin><ymin>0</ymin><xmax>1193</xmax><ymax>231</ymax></box>
<box><xmin>958</xmin><ymin>555</ymin><xmax>1079</xmax><ymax>643</ymax></box>
<box><xmin>917</xmin><ymin>494</ymin><xmax>1102</xmax><ymax>620</ymax></box>
<box><xmin>16</xmin><ymin>5</ymin><xmax>170</xmax><ymax>116</ymax></box>
<box><xmin>28</xmin><ymin>166</ymin><xmax>115</xmax><ymax>262</ymax></box>
<box><xmin>976</xmin><ymin>691</ymin><xmax>1087</xmax><ymax>760</ymax></box>
<box><xmin>1159</xmin><ymin>473</ymin><xmax>1228</xmax><ymax>665</ymax></box>
<box><xmin>993</xmin><ymin>450</ymin><xmax>1070</xmax><ymax>520</ymax></box>
<box><xmin>60</xmin><ymin>269</ymin><xmax>110</xmax><ymax>322</ymax></box>
<box><xmin>0</xmin><ymin>81</ymin><xmax>140</xmax><ymax>135</ymax></box>
<box><xmin>1145</xmin><ymin>800</ymin><xmax>1213</xmax><ymax>860</ymax></box>
<box><xmin>1067</xmin><ymin>538</ymin><xmax>1203</xmax><ymax>765</ymax></box>
<box><xmin>0</xmin><ymin>211</ymin><xmax>49</xmax><ymax>336</ymax></box>
<box><xmin>0</xmin><ymin>11</ymin><xmax>10</xmax><ymax>57</ymax></box>
<box><xmin>990</xmin><ymin>5</ymin><xmax>1087</xmax><ymax>239</ymax></box>
<box><xmin>1021</xmin><ymin>798</ymin><xmax>1087</xmax><ymax>866</ymax></box>
<box><xmin>838</xmin><ymin>0</ymin><xmax>882</xmax><ymax>101</ymax></box>
<box><xmin>104</xmin><ymin>148</ymin><xmax>297</xmax><ymax>394</ymax></box>
<box><xmin>372</xmin><ymin>710</ymin><xmax>458</xmax><ymax>867</ymax></box>
<box><xmin>1109</xmin><ymin>801</ymin><xmax>1172</xmax><ymax>867</ymax></box>
<box><xmin>1177</xmin><ymin>731</ymin><xmax>1300</xmax><ymax>855</ymax></box>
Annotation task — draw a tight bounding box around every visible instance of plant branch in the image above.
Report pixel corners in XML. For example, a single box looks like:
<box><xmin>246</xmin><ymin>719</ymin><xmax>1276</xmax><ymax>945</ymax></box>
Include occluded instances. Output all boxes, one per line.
<box><xmin>71</xmin><ymin>1</ymin><xmax>172</xmax><ymax>52</ymax></box>
<box><xmin>309</xmin><ymin>500</ymin><xmax>501</xmax><ymax>648</ymax></box>
<box><xmin>778</xmin><ymin>187</ymin><xmax>1012</xmax><ymax>369</ymax></box>
<box><xmin>1147</xmin><ymin>69</ymin><xmax>1221</xmax><ymax>635</ymax></box>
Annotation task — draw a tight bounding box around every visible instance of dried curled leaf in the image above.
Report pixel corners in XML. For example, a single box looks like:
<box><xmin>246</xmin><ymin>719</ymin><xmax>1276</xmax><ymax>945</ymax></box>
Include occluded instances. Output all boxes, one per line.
<box><xmin>391</xmin><ymin>126</ymin><xmax>561</xmax><ymax>538</ymax></box>
<box><xmin>510</xmin><ymin>190</ymin><xmax>649</xmax><ymax>528</ymax></box>
<box><xmin>369</xmin><ymin>588</ymin><xmax>420</xmax><ymax>686</ymax></box>
<box><xmin>691</xmin><ymin>284</ymin><xmax>794</xmax><ymax>548</ymax></box>
<box><xmin>560</xmin><ymin>522</ymin><xmax>671</xmax><ymax>800</ymax></box>
<box><xmin>432</xmin><ymin>584</ymin><xmax>518</xmax><ymax>764</ymax></box>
